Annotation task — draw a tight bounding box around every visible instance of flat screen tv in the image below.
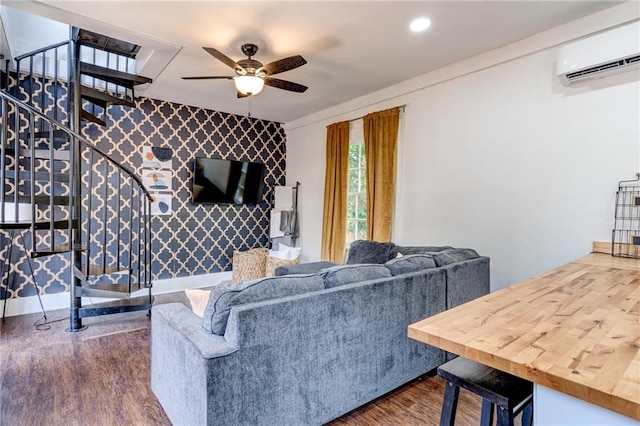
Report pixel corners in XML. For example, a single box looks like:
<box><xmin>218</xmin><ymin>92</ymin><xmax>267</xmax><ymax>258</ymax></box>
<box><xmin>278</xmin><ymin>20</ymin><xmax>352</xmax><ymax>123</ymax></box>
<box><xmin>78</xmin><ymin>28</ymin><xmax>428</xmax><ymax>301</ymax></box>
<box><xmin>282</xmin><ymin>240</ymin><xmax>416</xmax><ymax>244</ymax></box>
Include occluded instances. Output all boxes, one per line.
<box><xmin>192</xmin><ymin>157</ymin><xmax>266</xmax><ymax>205</ymax></box>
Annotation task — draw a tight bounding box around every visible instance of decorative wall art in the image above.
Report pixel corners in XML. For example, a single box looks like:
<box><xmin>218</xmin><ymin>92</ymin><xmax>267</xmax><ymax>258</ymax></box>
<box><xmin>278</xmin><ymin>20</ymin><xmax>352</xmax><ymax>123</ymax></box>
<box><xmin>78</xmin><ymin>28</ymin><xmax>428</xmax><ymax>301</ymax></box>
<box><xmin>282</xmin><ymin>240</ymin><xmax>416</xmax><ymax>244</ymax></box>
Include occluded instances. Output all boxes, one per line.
<box><xmin>142</xmin><ymin>147</ymin><xmax>174</xmax><ymax>216</ymax></box>
<box><xmin>143</xmin><ymin>169</ymin><xmax>172</xmax><ymax>191</ymax></box>
<box><xmin>151</xmin><ymin>194</ymin><xmax>172</xmax><ymax>216</ymax></box>
<box><xmin>143</xmin><ymin>146</ymin><xmax>174</xmax><ymax>169</ymax></box>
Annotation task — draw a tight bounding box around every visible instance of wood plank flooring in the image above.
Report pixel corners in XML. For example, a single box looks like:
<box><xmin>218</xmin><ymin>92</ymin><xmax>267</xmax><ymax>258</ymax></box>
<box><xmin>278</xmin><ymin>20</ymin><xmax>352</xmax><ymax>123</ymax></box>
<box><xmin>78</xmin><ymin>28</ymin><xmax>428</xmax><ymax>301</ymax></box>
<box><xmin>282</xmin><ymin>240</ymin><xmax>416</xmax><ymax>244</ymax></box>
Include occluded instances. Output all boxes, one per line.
<box><xmin>0</xmin><ymin>293</ymin><xmax>494</xmax><ymax>426</ymax></box>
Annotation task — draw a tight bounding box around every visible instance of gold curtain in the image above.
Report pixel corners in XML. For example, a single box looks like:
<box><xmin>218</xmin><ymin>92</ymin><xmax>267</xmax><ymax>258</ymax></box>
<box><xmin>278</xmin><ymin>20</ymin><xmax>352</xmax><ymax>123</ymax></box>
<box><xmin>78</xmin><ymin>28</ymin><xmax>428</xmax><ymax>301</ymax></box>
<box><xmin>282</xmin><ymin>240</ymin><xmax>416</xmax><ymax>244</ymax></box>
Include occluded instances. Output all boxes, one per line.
<box><xmin>363</xmin><ymin>107</ymin><xmax>400</xmax><ymax>242</ymax></box>
<box><xmin>320</xmin><ymin>121</ymin><xmax>350</xmax><ymax>262</ymax></box>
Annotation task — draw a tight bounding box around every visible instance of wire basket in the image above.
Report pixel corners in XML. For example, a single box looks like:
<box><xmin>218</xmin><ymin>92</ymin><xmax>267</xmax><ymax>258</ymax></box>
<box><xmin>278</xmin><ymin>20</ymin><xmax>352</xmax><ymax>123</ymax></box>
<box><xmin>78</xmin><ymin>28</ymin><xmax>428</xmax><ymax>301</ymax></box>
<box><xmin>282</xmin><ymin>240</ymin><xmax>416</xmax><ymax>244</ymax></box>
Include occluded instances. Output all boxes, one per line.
<box><xmin>612</xmin><ymin>174</ymin><xmax>640</xmax><ymax>258</ymax></box>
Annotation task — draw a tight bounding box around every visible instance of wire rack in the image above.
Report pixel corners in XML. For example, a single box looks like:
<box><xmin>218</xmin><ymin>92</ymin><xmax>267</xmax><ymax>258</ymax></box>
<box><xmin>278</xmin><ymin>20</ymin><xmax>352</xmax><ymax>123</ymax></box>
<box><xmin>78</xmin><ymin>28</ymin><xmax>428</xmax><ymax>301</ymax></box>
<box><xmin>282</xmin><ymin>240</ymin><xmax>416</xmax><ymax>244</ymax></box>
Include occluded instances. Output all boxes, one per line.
<box><xmin>612</xmin><ymin>174</ymin><xmax>640</xmax><ymax>258</ymax></box>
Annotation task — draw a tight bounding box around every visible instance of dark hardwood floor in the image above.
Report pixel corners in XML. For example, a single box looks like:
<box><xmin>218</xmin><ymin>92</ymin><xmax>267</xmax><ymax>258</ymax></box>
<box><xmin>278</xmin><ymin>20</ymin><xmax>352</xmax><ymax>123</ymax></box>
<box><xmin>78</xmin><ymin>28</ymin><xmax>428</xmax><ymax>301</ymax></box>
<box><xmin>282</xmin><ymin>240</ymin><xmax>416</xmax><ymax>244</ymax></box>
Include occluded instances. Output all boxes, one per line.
<box><xmin>0</xmin><ymin>293</ymin><xmax>503</xmax><ymax>425</ymax></box>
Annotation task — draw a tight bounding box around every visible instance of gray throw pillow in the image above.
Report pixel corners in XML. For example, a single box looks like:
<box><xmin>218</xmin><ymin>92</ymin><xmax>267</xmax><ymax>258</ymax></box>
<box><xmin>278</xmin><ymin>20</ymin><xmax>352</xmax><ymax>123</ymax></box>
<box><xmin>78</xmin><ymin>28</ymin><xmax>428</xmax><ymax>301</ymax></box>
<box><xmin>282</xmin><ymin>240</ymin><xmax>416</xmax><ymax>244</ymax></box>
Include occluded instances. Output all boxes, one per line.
<box><xmin>385</xmin><ymin>254</ymin><xmax>437</xmax><ymax>275</ymax></box>
<box><xmin>433</xmin><ymin>248</ymin><xmax>480</xmax><ymax>267</ymax></box>
<box><xmin>202</xmin><ymin>274</ymin><xmax>325</xmax><ymax>335</ymax></box>
<box><xmin>319</xmin><ymin>264</ymin><xmax>392</xmax><ymax>289</ymax></box>
<box><xmin>346</xmin><ymin>240</ymin><xmax>397</xmax><ymax>264</ymax></box>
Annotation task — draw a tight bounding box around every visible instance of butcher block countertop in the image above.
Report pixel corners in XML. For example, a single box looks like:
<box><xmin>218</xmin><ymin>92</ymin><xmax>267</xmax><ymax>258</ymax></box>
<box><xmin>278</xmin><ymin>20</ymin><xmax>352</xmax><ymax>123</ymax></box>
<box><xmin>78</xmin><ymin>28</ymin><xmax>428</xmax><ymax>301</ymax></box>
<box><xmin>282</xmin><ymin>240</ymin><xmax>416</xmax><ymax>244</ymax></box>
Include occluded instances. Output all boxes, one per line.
<box><xmin>408</xmin><ymin>253</ymin><xmax>640</xmax><ymax>420</ymax></box>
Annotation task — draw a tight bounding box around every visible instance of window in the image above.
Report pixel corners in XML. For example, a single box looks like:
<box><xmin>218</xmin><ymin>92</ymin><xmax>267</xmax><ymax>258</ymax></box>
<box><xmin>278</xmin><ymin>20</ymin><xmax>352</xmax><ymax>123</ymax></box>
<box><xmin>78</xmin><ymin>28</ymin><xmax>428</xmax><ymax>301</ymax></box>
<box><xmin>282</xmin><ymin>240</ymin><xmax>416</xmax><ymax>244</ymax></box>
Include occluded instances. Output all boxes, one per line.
<box><xmin>346</xmin><ymin>120</ymin><xmax>367</xmax><ymax>244</ymax></box>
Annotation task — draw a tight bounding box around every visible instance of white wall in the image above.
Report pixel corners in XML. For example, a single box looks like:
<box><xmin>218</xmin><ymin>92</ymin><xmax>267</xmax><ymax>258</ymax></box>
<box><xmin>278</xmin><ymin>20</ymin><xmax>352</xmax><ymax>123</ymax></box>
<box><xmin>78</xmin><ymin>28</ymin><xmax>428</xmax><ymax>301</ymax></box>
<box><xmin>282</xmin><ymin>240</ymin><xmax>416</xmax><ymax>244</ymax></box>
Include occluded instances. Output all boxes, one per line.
<box><xmin>285</xmin><ymin>5</ymin><xmax>640</xmax><ymax>291</ymax></box>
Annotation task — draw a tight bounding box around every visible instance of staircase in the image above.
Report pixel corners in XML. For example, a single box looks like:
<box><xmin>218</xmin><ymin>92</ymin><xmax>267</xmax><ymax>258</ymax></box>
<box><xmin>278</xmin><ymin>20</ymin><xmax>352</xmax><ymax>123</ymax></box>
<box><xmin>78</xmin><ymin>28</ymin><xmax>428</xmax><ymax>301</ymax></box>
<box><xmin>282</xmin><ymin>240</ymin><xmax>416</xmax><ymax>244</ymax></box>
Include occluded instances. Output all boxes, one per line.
<box><xmin>0</xmin><ymin>27</ymin><xmax>153</xmax><ymax>331</ymax></box>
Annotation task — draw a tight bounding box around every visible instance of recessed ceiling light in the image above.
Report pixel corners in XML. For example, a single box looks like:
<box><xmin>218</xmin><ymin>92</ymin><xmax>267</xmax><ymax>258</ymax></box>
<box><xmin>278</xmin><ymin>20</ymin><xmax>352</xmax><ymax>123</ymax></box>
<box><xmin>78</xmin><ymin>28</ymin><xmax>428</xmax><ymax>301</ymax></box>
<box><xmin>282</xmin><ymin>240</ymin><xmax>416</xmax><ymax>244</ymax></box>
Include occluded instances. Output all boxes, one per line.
<box><xmin>410</xmin><ymin>17</ymin><xmax>431</xmax><ymax>33</ymax></box>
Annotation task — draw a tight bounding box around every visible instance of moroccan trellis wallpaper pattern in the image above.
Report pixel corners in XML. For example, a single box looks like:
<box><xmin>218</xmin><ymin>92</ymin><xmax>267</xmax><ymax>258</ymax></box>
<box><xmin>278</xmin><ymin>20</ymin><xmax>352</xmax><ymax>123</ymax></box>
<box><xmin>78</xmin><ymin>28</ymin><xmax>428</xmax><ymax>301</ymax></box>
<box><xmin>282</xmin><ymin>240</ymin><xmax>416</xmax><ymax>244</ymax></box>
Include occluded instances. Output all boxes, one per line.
<box><xmin>2</xmin><ymin>94</ymin><xmax>285</xmax><ymax>299</ymax></box>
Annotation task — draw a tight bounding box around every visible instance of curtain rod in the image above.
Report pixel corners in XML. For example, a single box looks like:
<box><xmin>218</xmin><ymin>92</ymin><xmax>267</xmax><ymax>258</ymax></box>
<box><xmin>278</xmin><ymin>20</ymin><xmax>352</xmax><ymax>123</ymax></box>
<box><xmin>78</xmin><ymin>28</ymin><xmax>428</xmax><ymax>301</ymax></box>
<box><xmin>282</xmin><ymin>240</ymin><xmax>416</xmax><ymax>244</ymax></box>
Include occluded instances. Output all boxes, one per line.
<box><xmin>347</xmin><ymin>104</ymin><xmax>406</xmax><ymax>123</ymax></box>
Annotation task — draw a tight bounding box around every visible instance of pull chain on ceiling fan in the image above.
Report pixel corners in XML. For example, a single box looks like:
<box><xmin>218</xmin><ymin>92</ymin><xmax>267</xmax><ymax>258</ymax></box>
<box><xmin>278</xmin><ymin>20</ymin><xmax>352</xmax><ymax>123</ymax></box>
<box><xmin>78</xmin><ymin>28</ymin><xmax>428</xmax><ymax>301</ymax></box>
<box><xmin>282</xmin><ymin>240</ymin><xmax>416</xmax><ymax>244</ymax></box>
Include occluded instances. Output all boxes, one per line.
<box><xmin>182</xmin><ymin>43</ymin><xmax>308</xmax><ymax>97</ymax></box>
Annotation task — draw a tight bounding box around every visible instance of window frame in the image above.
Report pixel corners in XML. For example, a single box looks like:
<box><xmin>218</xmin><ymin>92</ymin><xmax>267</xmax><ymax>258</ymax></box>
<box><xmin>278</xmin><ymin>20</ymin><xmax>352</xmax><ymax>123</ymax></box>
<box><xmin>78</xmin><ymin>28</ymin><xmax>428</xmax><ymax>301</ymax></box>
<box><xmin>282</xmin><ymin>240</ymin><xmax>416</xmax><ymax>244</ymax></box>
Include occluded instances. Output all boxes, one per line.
<box><xmin>346</xmin><ymin>120</ymin><xmax>367</xmax><ymax>245</ymax></box>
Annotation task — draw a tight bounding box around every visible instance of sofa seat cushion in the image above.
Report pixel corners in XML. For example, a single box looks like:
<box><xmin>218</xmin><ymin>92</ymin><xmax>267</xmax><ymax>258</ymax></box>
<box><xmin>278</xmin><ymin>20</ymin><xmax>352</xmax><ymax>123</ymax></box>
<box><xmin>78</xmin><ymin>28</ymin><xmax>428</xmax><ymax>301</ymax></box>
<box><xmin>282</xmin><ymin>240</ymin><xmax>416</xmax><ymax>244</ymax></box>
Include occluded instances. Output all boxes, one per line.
<box><xmin>319</xmin><ymin>263</ymin><xmax>392</xmax><ymax>289</ymax></box>
<box><xmin>346</xmin><ymin>240</ymin><xmax>398</xmax><ymax>264</ymax></box>
<box><xmin>433</xmin><ymin>248</ymin><xmax>480</xmax><ymax>267</ymax></box>
<box><xmin>202</xmin><ymin>274</ymin><xmax>325</xmax><ymax>334</ymax></box>
<box><xmin>395</xmin><ymin>245</ymin><xmax>453</xmax><ymax>256</ymax></box>
<box><xmin>275</xmin><ymin>261</ymin><xmax>336</xmax><ymax>276</ymax></box>
<box><xmin>385</xmin><ymin>254</ymin><xmax>437</xmax><ymax>276</ymax></box>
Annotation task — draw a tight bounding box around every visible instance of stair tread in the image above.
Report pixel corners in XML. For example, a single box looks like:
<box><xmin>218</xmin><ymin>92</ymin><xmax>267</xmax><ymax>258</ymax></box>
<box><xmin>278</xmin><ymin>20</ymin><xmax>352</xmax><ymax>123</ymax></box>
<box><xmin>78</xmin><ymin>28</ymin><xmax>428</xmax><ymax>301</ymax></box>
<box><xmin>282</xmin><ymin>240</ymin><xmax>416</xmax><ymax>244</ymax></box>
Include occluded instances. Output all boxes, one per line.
<box><xmin>78</xmin><ymin>295</ymin><xmax>153</xmax><ymax>318</ymax></box>
<box><xmin>82</xmin><ymin>283</ymin><xmax>140</xmax><ymax>292</ymax></box>
<box><xmin>16</xmin><ymin>195</ymin><xmax>72</xmax><ymax>206</ymax></box>
<box><xmin>0</xmin><ymin>219</ymin><xmax>77</xmax><ymax>231</ymax></box>
<box><xmin>80</xmin><ymin>62</ymin><xmax>151</xmax><ymax>87</ymax></box>
<box><xmin>5</xmin><ymin>170</ymin><xmax>70</xmax><ymax>182</ymax></box>
<box><xmin>81</xmin><ymin>86</ymin><xmax>136</xmax><ymax>108</ymax></box>
<box><xmin>76</xmin><ymin>283</ymin><xmax>147</xmax><ymax>299</ymax></box>
<box><xmin>81</xmin><ymin>109</ymin><xmax>106</xmax><ymax>126</ymax></box>
<box><xmin>18</xmin><ymin>129</ymin><xmax>70</xmax><ymax>140</ymax></box>
<box><xmin>4</xmin><ymin>148</ymin><xmax>70</xmax><ymax>161</ymax></box>
<box><xmin>32</xmin><ymin>242</ymin><xmax>85</xmax><ymax>258</ymax></box>
<box><xmin>76</xmin><ymin>29</ymin><xmax>141</xmax><ymax>58</ymax></box>
<box><xmin>84</xmin><ymin>264</ymin><xmax>130</xmax><ymax>276</ymax></box>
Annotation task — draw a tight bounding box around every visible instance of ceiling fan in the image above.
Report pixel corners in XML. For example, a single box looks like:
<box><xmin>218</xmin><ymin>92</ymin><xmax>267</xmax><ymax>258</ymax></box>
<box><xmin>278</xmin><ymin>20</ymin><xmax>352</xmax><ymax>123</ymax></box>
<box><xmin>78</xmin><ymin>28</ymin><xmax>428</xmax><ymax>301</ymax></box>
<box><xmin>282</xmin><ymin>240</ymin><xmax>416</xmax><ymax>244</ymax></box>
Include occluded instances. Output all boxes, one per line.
<box><xmin>182</xmin><ymin>43</ymin><xmax>308</xmax><ymax>97</ymax></box>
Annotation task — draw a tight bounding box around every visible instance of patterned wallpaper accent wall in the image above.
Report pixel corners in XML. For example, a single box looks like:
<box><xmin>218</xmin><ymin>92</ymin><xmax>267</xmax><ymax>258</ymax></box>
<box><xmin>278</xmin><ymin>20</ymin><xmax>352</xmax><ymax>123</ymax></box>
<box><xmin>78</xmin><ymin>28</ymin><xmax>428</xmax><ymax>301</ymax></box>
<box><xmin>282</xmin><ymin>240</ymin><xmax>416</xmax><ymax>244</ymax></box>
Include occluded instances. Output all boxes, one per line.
<box><xmin>1</xmin><ymin>90</ymin><xmax>285</xmax><ymax>299</ymax></box>
<box><xmin>84</xmin><ymin>98</ymin><xmax>286</xmax><ymax>279</ymax></box>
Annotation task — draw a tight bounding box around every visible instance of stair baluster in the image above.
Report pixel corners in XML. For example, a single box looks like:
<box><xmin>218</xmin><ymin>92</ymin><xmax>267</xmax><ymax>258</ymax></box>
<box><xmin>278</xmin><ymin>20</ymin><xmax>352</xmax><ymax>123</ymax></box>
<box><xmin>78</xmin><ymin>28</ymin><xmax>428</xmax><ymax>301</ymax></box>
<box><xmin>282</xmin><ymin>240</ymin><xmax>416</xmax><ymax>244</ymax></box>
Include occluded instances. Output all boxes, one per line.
<box><xmin>0</xmin><ymin>26</ymin><xmax>153</xmax><ymax>330</ymax></box>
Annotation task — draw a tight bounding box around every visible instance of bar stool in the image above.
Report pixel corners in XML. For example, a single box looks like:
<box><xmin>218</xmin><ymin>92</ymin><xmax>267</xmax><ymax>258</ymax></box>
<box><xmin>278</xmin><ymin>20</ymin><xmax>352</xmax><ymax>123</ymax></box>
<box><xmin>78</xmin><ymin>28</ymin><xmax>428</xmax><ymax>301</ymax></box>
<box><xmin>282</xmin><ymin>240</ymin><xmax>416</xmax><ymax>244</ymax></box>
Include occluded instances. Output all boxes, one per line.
<box><xmin>437</xmin><ymin>356</ymin><xmax>533</xmax><ymax>426</ymax></box>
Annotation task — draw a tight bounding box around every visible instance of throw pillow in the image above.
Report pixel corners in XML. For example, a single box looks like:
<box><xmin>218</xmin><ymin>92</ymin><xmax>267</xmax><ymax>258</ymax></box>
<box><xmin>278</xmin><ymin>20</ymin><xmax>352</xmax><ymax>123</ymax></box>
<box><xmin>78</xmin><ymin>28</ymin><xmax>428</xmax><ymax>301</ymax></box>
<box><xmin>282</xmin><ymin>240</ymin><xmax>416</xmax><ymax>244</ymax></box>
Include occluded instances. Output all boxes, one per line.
<box><xmin>345</xmin><ymin>240</ymin><xmax>398</xmax><ymax>264</ymax></box>
<box><xmin>385</xmin><ymin>254</ymin><xmax>437</xmax><ymax>276</ymax></box>
<box><xmin>232</xmin><ymin>248</ymin><xmax>268</xmax><ymax>283</ymax></box>
<box><xmin>184</xmin><ymin>288</ymin><xmax>212</xmax><ymax>317</ymax></box>
<box><xmin>270</xmin><ymin>243</ymin><xmax>301</xmax><ymax>260</ymax></box>
<box><xmin>433</xmin><ymin>248</ymin><xmax>480</xmax><ymax>267</ymax></box>
<box><xmin>202</xmin><ymin>274</ymin><xmax>325</xmax><ymax>335</ymax></box>
<box><xmin>319</xmin><ymin>264</ymin><xmax>392</xmax><ymax>289</ymax></box>
<box><xmin>266</xmin><ymin>255</ymin><xmax>299</xmax><ymax>277</ymax></box>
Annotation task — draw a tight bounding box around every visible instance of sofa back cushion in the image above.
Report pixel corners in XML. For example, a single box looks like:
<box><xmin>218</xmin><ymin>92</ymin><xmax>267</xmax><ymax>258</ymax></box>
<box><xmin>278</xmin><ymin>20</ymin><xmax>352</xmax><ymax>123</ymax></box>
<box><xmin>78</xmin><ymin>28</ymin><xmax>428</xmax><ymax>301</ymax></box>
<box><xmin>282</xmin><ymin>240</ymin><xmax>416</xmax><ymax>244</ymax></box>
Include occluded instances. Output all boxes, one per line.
<box><xmin>385</xmin><ymin>254</ymin><xmax>437</xmax><ymax>276</ymax></box>
<box><xmin>433</xmin><ymin>248</ymin><xmax>480</xmax><ymax>267</ymax></box>
<box><xmin>320</xmin><ymin>264</ymin><xmax>392</xmax><ymax>289</ymax></box>
<box><xmin>202</xmin><ymin>274</ymin><xmax>325</xmax><ymax>335</ymax></box>
<box><xmin>346</xmin><ymin>240</ymin><xmax>397</xmax><ymax>264</ymax></box>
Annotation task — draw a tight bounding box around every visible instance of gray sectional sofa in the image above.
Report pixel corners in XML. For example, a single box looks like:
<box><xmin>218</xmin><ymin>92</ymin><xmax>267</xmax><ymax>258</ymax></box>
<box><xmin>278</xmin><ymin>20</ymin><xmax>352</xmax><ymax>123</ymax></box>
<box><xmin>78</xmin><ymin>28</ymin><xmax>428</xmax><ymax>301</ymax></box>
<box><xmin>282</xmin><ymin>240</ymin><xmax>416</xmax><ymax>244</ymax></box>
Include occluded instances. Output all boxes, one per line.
<box><xmin>151</xmin><ymin>243</ymin><xmax>490</xmax><ymax>425</ymax></box>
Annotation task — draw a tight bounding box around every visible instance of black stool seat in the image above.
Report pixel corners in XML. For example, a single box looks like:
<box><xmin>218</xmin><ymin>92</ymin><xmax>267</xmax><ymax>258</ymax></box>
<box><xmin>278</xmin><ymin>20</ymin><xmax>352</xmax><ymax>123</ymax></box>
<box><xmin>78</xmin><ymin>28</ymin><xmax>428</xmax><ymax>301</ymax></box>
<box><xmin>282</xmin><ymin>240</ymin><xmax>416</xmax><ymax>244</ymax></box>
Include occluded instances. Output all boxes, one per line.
<box><xmin>437</xmin><ymin>356</ymin><xmax>533</xmax><ymax>426</ymax></box>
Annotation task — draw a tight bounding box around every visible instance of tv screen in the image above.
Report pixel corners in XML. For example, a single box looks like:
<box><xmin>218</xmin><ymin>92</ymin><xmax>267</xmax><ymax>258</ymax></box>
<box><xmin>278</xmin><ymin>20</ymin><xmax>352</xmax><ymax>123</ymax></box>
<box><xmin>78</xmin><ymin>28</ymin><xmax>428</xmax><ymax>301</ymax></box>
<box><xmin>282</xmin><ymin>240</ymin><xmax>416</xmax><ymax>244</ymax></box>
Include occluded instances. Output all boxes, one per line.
<box><xmin>192</xmin><ymin>157</ymin><xmax>266</xmax><ymax>205</ymax></box>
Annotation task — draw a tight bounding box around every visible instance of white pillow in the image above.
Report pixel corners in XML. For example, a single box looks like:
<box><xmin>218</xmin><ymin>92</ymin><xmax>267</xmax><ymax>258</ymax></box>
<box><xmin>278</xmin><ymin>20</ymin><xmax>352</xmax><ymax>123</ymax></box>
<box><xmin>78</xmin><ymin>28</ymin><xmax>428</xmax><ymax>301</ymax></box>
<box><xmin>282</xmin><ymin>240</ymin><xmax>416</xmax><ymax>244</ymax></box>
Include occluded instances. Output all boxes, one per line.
<box><xmin>184</xmin><ymin>289</ymin><xmax>212</xmax><ymax>317</ymax></box>
<box><xmin>269</xmin><ymin>243</ymin><xmax>301</xmax><ymax>261</ymax></box>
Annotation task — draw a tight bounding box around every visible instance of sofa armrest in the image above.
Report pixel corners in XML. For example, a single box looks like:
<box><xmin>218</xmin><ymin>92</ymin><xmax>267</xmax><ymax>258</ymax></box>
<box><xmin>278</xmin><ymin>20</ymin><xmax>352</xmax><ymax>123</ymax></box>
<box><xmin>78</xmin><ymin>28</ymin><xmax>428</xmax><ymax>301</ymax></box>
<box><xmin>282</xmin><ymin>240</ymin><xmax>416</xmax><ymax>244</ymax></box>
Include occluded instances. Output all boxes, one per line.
<box><xmin>152</xmin><ymin>303</ymin><xmax>241</xmax><ymax>425</ymax></box>
<box><xmin>441</xmin><ymin>256</ymin><xmax>490</xmax><ymax>310</ymax></box>
<box><xmin>153</xmin><ymin>303</ymin><xmax>239</xmax><ymax>359</ymax></box>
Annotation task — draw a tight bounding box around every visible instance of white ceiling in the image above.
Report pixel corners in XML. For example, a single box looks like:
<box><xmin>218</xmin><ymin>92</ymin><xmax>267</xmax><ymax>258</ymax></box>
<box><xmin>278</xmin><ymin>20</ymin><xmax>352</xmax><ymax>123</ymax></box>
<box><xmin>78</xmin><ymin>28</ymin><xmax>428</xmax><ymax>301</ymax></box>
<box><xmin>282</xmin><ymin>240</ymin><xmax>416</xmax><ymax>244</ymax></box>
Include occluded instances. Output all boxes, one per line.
<box><xmin>1</xmin><ymin>1</ymin><xmax>626</xmax><ymax>123</ymax></box>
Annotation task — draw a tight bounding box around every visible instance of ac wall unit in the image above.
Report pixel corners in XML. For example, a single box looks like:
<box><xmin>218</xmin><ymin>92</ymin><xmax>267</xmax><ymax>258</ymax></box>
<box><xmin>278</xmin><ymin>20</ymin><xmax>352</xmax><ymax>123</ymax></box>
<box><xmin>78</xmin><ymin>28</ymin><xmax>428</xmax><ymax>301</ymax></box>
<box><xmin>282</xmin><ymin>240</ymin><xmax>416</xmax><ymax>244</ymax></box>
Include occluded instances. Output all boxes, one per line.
<box><xmin>557</xmin><ymin>20</ymin><xmax>640</xmax><ymax>86</ymax></box>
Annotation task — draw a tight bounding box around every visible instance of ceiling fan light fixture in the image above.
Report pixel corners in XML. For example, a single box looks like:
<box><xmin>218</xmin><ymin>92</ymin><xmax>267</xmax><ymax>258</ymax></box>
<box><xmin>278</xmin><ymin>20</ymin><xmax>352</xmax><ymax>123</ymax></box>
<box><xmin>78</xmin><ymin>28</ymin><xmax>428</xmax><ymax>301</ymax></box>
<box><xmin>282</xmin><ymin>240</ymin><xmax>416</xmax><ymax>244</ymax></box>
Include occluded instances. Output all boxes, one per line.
<box><xmin>234</xmin><ymin>75</ymin><xmax>265</xmax><ymax>95</ymax></box>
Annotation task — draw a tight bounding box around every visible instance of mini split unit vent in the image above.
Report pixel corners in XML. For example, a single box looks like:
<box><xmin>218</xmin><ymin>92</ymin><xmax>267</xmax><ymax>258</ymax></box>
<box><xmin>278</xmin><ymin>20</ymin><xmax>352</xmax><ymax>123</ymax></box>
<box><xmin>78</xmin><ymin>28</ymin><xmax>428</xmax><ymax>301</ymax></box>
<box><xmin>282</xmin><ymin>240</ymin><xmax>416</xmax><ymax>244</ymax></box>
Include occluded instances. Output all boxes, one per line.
<box><xmin>557</xmin><ymin>20</ymin><xmax>640</xmax><ymax>86</ymax></box>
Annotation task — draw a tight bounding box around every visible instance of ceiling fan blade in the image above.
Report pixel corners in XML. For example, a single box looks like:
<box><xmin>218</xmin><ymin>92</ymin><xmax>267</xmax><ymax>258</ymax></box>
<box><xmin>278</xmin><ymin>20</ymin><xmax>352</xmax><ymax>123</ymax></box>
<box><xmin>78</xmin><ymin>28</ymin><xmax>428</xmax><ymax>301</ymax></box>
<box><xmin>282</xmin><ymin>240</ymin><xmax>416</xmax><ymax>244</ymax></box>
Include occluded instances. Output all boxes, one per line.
<box><xmin>181</xmin><ymin>76</ymin><xmax>234</xmax><ymax>80</ymax></box>
<box><xmin>202</xmin><ymin>47</ymin><xmax>238</xmax><ymax>70</ymax></box>
<box><xmin>237</xmin><ymin>91</ymin><xmax>250</xmax><ymax>99</ymax></box>
<box><xmin>263</xmin><ymin>77</ymin><xmax>308</xmax><ymax>93</ymax></box>
<box><xmin>259</xmin><ymin>55</ymin><xmax>307</xmax><ymax>75</ymax></box>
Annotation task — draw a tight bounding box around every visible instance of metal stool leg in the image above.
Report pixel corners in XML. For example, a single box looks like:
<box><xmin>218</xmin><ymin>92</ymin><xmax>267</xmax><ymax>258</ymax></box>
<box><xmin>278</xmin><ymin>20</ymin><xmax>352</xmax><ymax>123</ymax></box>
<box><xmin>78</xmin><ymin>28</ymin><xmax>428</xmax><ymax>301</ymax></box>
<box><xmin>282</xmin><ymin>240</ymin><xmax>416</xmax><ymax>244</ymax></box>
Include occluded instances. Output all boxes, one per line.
<box><xmin>496</xmin><ymin>405</ymin><xmax>515</xmax><ymax>426</ymax></box>
<box><xmin>522</xmin><ymin>400</ymin><xmax>533</xmax><ymax>426</ymax></box>
<box><xmin>480</xmin><ymin>399</ymin><xmax>494</xmax><ymax>426</ymax></box>
<box><xmin>440</xmin><ymin>381</ymin><xmax>460</xmax><ymax>426</ymax></box>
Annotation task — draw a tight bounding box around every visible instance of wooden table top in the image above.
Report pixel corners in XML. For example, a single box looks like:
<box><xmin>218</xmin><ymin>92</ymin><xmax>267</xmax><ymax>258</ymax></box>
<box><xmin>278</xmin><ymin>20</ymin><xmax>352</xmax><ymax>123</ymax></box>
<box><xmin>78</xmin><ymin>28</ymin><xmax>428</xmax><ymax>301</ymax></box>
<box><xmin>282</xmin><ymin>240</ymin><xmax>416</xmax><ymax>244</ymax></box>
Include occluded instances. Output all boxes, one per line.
<box><xmin>408</xmin><ymin>253</ymin><xmax>640</xmax><ymax>420</ymax></box>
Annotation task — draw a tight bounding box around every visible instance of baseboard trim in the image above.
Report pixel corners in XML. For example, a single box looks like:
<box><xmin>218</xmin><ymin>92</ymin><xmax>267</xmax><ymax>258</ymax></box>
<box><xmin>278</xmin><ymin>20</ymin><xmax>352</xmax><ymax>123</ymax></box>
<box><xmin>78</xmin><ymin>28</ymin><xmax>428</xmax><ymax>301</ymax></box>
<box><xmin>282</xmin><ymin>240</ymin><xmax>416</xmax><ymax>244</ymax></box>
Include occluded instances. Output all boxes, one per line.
<box><xmin>1</xmin><ymin>271</ymin><xmax>232</xmax><ymax>318</ymax></box>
